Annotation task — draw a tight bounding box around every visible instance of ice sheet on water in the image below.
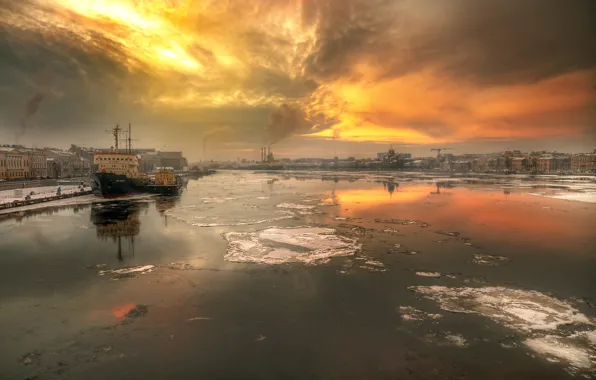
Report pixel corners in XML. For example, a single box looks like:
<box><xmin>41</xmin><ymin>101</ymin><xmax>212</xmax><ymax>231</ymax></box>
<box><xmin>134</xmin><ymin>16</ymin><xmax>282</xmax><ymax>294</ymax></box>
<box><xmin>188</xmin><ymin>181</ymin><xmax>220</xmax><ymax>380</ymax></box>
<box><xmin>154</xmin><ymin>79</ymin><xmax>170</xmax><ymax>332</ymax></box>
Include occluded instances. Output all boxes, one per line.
<box><xmin>411</xmin><ymin>285</ymin><xmax>596</xmax><ymax>372</ymax></box>
<box><xmin>223</xmin><ymin>227</ymin><xmax>360</xmax><ymax>265</ymax></box>
<box><xmin>525</xmin><ymin>335</ymin><xmax>592</xmax><ymax>369</ymax></box>
<box><xmin>398</xmin><ymin>306</ymin><xmax>442</xmax><ymax>321</ymax></box>
<box><xmin>201</xmin><ymin>197</ymin><xmax>236</xmax><ymax>204</ymax></box>
<box><xmin>276</xmin><ymin>203</ymin><xmax>316</xmax><ymax>210</ymax></box>
<box><xmin>529</xmin><ymin>192</ymin><xmax>596</xmax><ymax>204</ymax></box>
<box><xmin>416</xmin><ymin>272</ymin><xmax>441</xmax><ymax>278</ymax></box>
<box><xmin>166</xmin><ymin>209</ymin><xmax>294</xmax><ymax>227</ymax></box>
<box><xmin>99</xmin><ymin>265</ymin><xmax>155</xmax><ymax>279</ymax></box>
<box><xmin>472</xmin><ymin>253</ymin><xmax>509</xmax><ymax>266</ymax></box>
<box><xmin>411</xmin><ymin>286</ymin><xmax>591</xmax><ymax>331</ymax></box>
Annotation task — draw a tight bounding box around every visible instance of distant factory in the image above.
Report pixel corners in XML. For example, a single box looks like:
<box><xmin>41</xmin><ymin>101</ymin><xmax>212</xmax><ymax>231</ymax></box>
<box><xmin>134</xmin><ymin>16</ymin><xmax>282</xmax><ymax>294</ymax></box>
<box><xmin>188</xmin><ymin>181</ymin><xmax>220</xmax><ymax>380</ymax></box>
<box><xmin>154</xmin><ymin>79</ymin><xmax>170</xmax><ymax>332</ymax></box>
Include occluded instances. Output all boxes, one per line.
<box><xmin>260</xmin><ymin>145</ymin><xmax>274</xmax><ymax>163</ymax></box>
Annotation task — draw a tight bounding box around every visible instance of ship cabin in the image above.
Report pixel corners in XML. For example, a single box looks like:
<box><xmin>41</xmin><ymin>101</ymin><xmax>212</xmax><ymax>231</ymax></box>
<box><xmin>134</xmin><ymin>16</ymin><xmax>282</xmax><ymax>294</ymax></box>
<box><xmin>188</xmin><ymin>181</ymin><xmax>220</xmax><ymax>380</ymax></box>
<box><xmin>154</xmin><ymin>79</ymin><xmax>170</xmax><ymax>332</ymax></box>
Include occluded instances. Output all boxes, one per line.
<box><xmin>154</xmin><ymin>167</ymin><xmax>176</xmax><ymax>185</ymax></box>
<box><xmin>94</xmin><ymin>152</ymin><xmax>140</xmax><ymax>178</ymax></box>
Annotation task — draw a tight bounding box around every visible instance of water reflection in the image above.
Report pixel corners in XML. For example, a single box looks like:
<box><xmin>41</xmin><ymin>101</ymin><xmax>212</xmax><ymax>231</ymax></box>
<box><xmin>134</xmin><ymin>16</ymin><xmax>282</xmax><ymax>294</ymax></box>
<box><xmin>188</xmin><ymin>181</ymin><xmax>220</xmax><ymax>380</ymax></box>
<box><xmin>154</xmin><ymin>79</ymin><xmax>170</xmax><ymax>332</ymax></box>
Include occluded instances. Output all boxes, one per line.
<box><xmin>90</xmin><ymin>201</ymin><xmax>147</xmax><ymax>261</ymax></box>
<box><xmin>429</xmin><ymin>182</ymin><xmax>452</xmax><ymax>196</ymax></box>
<box><xmin>332</xmin><ymin>183</ymin><xmax>595</xmax><ymax>252</ymax></box>
<box><xmin>155</xmin><ymin>196</ymin><xmax>180</xmax><ymax>227</ymax></box>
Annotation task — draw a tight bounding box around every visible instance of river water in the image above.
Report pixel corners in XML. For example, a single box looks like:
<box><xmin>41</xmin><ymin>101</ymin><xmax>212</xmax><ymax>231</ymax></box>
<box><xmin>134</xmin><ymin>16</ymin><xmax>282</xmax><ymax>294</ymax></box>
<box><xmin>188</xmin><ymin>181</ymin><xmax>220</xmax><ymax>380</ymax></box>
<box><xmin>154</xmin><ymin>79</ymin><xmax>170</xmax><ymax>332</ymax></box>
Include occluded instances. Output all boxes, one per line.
<box><xmin>1</xmin><ymin>171</ymin><xmax>595</xmax><ymax>379</ymax></box>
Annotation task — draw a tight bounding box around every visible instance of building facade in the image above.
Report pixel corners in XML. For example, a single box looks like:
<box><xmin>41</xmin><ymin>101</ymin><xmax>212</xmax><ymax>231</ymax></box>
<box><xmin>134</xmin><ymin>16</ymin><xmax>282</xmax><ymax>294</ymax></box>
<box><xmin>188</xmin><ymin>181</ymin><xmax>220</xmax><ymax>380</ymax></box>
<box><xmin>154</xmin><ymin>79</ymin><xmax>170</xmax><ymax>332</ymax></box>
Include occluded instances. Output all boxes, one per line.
<box><xmin>139</xmin><ymin>153</ymin><xmax>162</xmax><ymax>173</ymax></box>
<box><xmin>158</xmin><ymin>151</ymin><xmax>187</xmax><ymax>170</ymax></box>
<box><xmin>6</xmin><ymin>149</ymin><xmax>30</xmax><ymax>179</ymax></box>
<box><xmin>25</xmin><ymin>149</ymin><xmax>47</xmax><ymax>178</ymax></box>
<box><xmin>0</xmin><ymin>148</ymin><xmax>7</xmax><ymax>180</ymax></box>
<box><xmin>571</xmin><ymin>153</ymin><xmax>596</xmax><ymax>172</ymax></box>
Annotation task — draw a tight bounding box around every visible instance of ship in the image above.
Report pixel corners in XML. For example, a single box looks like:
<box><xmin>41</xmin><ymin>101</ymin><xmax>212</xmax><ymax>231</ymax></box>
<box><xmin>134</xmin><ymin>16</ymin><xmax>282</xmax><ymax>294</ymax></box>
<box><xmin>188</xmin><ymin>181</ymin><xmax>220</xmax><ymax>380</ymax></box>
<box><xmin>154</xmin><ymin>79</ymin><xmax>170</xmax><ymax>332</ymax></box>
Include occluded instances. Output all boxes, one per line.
<box><xmin>143</xmin><ymin>167</ymin><xmax>184</xmax><ymax>195</ymax></box>
<box><xmin>90</xmin><ymin>124</ymin><xmax>149</xmax><ymax>198</ymax></box>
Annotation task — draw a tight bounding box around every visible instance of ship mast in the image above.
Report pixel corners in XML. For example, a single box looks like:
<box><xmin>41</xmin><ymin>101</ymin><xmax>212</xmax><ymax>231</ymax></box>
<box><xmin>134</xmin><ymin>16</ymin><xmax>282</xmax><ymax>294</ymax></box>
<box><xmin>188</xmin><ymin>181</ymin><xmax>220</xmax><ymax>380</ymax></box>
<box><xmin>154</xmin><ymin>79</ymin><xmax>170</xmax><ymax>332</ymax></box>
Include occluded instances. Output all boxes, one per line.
<box><xmin>112</xmin><ymin>124</ymin><xmax>121</xmax><ymax>153</ymax></box>
<box><xmin>128</xmin><ymin>122</ymin><xmax>132</xmax><ymax>153</ymax></box>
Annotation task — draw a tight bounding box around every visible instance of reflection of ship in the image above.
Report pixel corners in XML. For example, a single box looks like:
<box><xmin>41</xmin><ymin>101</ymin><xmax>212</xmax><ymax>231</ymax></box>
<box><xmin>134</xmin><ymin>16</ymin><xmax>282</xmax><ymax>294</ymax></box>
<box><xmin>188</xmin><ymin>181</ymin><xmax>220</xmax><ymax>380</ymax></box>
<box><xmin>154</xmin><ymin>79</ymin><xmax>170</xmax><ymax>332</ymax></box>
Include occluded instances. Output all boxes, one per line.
<box><xmin>90</xmin><ymin>201</ymin><xmax>147</xmax><ymax>261</ymax></box>
<box><xmin>91</xmin><ymin>124</ymin><xmax>148</xmax><ymax>198</ymax></box>
<box><xmin>383</xmin><ymin>181</ymin><xmax>398</xmax><ymax>197</ymax></box>
<box><xmin>144</xmin><ymin>167</ymin><xmax>184</xmax><ymax>195</ymax></box>
<box><xmin>430</xmin><ymin>182</ymin><xmax>452</xmax><ymax>196</ymax></box>
<box><xmin>155</xmin><ymin>196</ymin><xmax>178</xmax><ymax>215</ymax></box>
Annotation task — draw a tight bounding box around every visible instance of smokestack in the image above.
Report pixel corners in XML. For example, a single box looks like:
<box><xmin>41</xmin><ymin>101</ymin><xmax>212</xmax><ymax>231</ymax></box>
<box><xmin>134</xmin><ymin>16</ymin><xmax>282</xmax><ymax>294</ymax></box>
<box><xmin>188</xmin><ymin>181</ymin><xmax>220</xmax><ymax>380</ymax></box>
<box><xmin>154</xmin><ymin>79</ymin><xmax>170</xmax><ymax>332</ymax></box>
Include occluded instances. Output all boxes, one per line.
<box><xmin>268</xmin><ymin>145</ymin><xmax>271</xmax><ymax>161</ymax></box>
<box><xmin>262</xmin><ymin>147</ymin><xmax>265</xmax><ymax>162</ymax></box>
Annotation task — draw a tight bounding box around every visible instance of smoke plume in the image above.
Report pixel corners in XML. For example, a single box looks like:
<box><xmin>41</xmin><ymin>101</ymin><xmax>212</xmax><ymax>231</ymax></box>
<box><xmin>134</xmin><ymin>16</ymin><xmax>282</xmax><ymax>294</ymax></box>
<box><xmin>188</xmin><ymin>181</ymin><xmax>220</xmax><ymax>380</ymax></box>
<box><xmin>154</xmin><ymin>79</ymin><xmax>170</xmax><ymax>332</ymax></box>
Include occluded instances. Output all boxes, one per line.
<box><xmin>17</xmin><ymin>69</ymin><xmax>54</xmax><ymax>141</ymax></box>
<box><xmin>264</xmin><ymin>104</ymin><xmax>309</xmax><ymax>145</ymax></box>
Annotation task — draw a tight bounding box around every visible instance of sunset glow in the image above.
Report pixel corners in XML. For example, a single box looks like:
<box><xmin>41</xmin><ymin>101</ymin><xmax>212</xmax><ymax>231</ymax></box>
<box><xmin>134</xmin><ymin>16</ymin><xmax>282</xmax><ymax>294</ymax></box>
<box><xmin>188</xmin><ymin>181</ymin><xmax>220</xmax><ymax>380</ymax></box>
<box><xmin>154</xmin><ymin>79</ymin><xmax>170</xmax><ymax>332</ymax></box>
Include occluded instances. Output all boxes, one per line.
<box><xmin>1</xmin><ymin>0</ymin><xmax>594</xmax><ymax>157</ymax></box>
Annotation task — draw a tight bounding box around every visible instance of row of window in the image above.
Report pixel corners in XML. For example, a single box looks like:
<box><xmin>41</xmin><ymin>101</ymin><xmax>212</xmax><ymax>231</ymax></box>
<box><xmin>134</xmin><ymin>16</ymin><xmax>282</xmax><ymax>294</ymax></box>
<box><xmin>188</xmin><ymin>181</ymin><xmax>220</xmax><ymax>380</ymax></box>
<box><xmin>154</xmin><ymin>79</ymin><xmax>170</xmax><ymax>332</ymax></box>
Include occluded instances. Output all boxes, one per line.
<box><xmin>97</xmin><ymin>157</ymin><xmax>135</xmax><ymax>161</ymax></box>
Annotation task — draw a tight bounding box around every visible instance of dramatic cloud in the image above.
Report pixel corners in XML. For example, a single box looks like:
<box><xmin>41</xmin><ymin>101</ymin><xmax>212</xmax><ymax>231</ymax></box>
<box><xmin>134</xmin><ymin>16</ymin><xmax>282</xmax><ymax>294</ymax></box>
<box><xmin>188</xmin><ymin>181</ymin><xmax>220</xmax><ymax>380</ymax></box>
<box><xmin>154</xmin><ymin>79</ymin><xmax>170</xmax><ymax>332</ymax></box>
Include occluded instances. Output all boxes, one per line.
<box><xmin>0</xmin><ymin>0</ymin><xmax>594</xmax><ymax>158</ymax></box>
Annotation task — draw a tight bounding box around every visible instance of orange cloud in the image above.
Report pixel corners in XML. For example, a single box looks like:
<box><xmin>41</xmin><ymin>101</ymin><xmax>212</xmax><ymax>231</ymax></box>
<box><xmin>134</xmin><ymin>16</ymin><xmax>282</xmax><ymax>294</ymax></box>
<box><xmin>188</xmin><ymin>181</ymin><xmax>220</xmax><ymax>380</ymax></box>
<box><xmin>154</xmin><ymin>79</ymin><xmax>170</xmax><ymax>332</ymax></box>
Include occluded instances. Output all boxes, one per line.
<box><xmin>304</xmin><ymin>68</ymin><xmax>595</xmax><ymax>144</ymax></box>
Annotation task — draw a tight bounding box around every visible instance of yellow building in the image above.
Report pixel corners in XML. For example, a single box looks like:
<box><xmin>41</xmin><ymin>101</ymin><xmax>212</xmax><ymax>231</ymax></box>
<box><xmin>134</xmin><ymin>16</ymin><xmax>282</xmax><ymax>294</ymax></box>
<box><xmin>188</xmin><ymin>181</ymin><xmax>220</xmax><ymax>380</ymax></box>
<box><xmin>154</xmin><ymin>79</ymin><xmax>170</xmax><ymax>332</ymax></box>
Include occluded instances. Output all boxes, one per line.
<box><xmin>0</xmin><ymin>148</ymin><xmax>7</xmax><ymax>180</ymax></box>
<box><xmin>0</xmin><ymin>148</ymin><xmax>30</xmax><ymax>180</ymax></box>
<box><xmin>93</xmin><ymin>152</ymin><xmax>140</xmax><ymax>178</ymax></box>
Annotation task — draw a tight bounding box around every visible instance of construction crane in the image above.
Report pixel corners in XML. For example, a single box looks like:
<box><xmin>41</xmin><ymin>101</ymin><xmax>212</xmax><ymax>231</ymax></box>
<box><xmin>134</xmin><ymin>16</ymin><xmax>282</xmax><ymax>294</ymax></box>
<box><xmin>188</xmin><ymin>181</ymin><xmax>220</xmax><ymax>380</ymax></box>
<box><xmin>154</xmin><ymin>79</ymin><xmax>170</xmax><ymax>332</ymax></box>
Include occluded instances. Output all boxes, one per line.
<box><xmin>431</xmin><ymin>148</ymin><xmax>452</xmax><ymax>159</ymax></box>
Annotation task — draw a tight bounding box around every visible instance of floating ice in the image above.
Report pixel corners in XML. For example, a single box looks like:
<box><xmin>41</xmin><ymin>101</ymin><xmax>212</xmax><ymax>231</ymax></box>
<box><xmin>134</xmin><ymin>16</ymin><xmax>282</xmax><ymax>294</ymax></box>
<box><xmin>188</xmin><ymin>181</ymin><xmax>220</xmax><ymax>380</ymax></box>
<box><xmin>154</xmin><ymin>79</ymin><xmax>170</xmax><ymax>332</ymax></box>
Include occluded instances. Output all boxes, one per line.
<box><xmin>529</xmin><ymin>192</ymin><xmax>596</xmax><ymax>204</ymax></box>
<box><xmin>276</xmin><ymin>203</ymin><xmax>316</xmax><ymax>210</ymax></box>
<box><xmin>416</xmin><ymin>272</ymin><xmax>441</xmax><ymax>278</ymax></box>
<box><xmin>445</xmin><ymin>334</ymin><xmax>468</xmax><ymax>347</ymax></box>
<box><xmin>398</xmin><ymin>306</ymin><xmax>442</xmax><ymax>321</ymax></box>
<box><xmin>201</xmin><ymin>197</ymin><xmax>236</xmax><ymax>204</ymax></box>
<box><xmin>364</xmin><ymin>260</ymin><xmax>385</xmax><ymax>268</ymax></box>
<box><xmin>525</xmin><ymin>335</ymin><xmax>592</xmax><ymax>369</ymax></box>
<box><xmin>99</xmin><ymin>265</ymin><xmax>155</xmax><ymax>278</ymax></box>
<box><xmin>223</xmin><ymin>227</ymin><xmax>360</xmax><ymax>265</ymax></box>
<box><xmin>411</xmin><ymin>285</ymin><xmax>596</xmax><ymax>372</ymax></box>
<box><xmin>472</xmin><ymin>253</ymin><xmax>509</xmax><ymax>266</ymax></box>
<box><xmin>424</xmin><ymin>331</ymin><xmax>469</xmax><ymax>348</ymax></box>
<box><xmin>411</xmin><ymin>286</ymin><xmax>591</xmax><ymax>331</ymax></box>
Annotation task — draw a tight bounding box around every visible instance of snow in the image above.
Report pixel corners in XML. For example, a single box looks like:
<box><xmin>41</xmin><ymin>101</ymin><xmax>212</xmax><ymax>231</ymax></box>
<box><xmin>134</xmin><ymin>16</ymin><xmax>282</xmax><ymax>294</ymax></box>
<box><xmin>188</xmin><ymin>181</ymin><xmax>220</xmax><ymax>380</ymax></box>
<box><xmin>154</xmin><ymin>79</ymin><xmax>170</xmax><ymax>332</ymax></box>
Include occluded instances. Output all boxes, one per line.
<box><xmin>0</xmin><ymin>185</ymin><xmax>90</xmax><ymax>205</ymax></box>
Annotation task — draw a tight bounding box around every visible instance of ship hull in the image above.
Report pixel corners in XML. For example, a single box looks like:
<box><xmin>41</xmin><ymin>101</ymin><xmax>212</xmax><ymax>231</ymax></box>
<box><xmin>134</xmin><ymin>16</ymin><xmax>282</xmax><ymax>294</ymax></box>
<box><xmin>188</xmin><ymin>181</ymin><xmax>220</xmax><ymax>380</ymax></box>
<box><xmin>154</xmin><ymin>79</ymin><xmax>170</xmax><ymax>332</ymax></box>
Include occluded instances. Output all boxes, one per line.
<box><xmin>91</xmin><ymin>172</ymin><xmax>146</xmax><ymax>198</ymax></box>
<box><xmin>143</xmin><ymin>183</ymin><xmax>183</xmax><ymax>196</ymax></box>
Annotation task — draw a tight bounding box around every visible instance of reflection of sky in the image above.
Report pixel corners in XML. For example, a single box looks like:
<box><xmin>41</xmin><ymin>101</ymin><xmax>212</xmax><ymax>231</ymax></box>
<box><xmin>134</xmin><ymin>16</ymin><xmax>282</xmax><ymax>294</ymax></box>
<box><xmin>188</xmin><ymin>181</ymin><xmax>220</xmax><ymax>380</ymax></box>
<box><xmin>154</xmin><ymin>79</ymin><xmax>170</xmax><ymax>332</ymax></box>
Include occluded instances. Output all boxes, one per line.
<box><xmin>333</xmin><ymin>183</ymin><xmax>596</xmax><ymax>253</ymax></box>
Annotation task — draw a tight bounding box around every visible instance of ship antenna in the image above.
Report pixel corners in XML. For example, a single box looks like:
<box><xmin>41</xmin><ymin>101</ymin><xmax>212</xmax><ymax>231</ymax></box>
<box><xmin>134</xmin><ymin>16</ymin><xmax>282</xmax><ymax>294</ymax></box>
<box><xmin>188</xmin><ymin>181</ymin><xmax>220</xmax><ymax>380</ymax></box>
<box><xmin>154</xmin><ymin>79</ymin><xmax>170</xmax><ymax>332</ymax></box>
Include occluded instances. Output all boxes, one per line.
<box><xmin>128</xmin><ymin>122</ymin><xmax>132</xmax><ymax>153</ymax></box>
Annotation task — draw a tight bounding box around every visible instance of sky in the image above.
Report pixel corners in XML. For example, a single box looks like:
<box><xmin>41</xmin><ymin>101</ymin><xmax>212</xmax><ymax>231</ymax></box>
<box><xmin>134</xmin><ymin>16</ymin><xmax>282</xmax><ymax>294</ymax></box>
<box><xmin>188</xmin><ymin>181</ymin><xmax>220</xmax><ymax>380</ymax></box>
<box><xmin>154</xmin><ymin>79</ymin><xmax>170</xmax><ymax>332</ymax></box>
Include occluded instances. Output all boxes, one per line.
<box><xmin>0</xmin><ymin>0</ymin><xmax>595</xmax><ymax>162</ymax></box>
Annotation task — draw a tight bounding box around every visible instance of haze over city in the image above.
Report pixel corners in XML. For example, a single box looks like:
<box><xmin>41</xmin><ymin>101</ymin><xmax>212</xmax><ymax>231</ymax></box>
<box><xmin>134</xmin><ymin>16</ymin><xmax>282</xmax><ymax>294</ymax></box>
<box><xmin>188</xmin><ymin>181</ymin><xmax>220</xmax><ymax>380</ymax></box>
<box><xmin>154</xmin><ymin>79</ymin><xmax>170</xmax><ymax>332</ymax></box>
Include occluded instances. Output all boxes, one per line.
<box><xmin>1</xmin><ymin>0</ymin><xmax>595</xmax><ymax>161</ymax></box>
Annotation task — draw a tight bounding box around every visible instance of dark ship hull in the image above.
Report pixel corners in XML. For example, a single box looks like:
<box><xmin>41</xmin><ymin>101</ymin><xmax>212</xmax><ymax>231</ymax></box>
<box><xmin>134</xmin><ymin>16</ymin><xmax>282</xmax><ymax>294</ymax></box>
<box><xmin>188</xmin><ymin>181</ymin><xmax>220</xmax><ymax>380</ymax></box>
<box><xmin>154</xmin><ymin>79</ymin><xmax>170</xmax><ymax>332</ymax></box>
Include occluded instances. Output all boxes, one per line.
<box><xmin>143</xmin><ymin>182</ymin><xmax>183</xmax><ymax>195</ymax></box>
<box><xmin>91</xmin><ymin>172</ymin><xmax>147</xmax><ymax>198</ymax></box>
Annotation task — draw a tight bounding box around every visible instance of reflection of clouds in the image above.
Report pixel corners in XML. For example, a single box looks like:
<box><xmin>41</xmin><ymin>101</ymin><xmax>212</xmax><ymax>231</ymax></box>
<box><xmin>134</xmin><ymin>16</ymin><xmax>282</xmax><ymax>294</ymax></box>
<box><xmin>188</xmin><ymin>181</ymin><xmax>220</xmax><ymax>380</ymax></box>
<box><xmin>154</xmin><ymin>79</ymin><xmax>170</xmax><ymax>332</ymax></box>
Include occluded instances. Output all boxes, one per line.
<box><xmin>111</xmin><ymin>303</ymin><xmax>136</xmax><ymax>319</ymax></box>
<box><xmin>334</xmin><ymin>184</ymin><xmax>596</xmax><ymax>251</ymax></box>
<box><xmin>334</xmin><ymin>185</ymin><xmax>428</xmax><ymax>206</ymax></box>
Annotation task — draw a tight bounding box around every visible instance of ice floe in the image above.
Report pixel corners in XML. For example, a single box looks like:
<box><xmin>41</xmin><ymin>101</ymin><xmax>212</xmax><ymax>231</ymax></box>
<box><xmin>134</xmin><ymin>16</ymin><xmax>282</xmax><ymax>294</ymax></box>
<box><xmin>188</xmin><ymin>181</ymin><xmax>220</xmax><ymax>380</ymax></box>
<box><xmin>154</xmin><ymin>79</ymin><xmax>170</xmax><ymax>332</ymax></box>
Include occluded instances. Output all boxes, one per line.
<box><xmin>398</xmin><ymin>306</ymin><xmax>442</xmax><ymax>321</ymax></box>
<box><xmin>472</xmin><ymin>253</ymin><xmax>509</xmax><ymax>266</ymax></box>
<box><xmin>201</xmin><ymin>197</ymin><xmax>236</xmax><ymax>204</ymax></box>
<box><xmin>411</xmin><ymin>285</ymin><xmax>596</xmax><ymax>373</ymax></box>
<box><xmin>223</xmin><ymin>227</ymin><xmax>360</xmax><ymax>265</ymax></box>
<box><xmin>525</xmin><ymin>335</ymin><xmax>592</xmax><ymax>369</ymax></box>
<box><xmin>276</xmin><ymin>203</ymin><xmax>316</xmax><ymax>210</ymax></box>
<box><xmin>416</xmin><ymin>272</ymin><xmax>441</xmax><ymax>278</ymax></box>
<box><xmin>99</xmin><ymin>265</ymin><xmax>155</xmax><ymax>278</ymax></box>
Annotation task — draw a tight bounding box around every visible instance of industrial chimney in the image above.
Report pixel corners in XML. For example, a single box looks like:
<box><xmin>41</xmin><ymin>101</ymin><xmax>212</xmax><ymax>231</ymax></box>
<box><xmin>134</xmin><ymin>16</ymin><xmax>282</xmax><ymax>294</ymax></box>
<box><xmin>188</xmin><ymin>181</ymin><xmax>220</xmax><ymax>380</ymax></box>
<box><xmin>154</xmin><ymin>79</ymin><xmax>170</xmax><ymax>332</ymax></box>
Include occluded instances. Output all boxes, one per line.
<box><xmin>267</xmin><ymin>145</ymin><xmax>271</xmax><ymax>162</ymax></box>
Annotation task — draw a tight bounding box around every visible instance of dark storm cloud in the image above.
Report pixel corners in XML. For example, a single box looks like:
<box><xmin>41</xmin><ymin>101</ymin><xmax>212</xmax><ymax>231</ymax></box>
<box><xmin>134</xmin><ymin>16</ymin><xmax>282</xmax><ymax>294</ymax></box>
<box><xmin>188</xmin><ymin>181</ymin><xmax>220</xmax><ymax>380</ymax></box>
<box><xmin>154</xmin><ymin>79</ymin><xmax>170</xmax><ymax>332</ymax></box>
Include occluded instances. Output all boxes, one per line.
<box><xmin>1</xmin><ymin>0</ymin><xmax>594</xmax><ymax>151</ymax></box>
<box><xmin>241</xmin><ymin>67</ymin><xmax>318</xmax><ymax>99</ymax></box>
<box><xmin>304</xmin><ymin>0</ymin><xmax>596</xmax><ymax>85</ymax></box>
